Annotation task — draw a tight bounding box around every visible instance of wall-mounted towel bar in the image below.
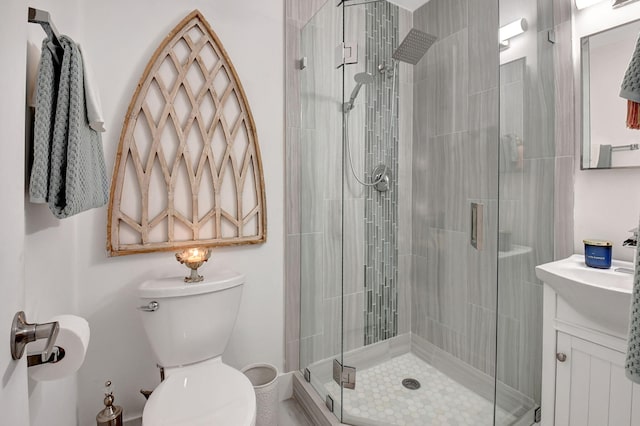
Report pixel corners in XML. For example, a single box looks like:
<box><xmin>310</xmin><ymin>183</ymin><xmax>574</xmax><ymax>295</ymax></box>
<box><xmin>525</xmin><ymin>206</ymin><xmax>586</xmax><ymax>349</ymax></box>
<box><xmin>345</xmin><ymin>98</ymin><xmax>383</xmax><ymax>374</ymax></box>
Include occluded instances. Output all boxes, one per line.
<box><xmin>28</xmin><ymin>7</ymin><xmax>62</xmax><ymax>58</ymax></box>
<box><xmin>611</xmin><ymin>143</ymin><xmax>639</xmax><ymax>152</ymax></box>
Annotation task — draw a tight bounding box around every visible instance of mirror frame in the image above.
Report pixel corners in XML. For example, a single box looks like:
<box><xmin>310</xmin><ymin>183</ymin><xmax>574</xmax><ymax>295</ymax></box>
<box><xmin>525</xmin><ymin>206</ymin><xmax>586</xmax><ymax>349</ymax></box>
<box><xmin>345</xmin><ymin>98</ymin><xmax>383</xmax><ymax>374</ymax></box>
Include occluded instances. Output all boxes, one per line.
<box><xmin>580</xmin><ymin>18</ymin><xmax>640</xmax><ymax>170</ymax></box>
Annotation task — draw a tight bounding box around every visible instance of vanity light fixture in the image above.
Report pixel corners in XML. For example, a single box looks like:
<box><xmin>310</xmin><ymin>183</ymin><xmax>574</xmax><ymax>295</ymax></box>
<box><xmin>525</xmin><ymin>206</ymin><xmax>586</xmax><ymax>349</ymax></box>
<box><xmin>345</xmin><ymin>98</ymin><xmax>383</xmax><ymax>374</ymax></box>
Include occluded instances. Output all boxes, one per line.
<box><xmin>499</xmin><ymin>18</ymin><xmax>527</xmax><ymax>50</ymax></box>
<box><xmin>575</xmin><ymin>0</ymin><xmax>606</xmax><ymax>9</ymax></box>
<box><xmin>175</xmin><ymin>247</ymin><xmax>212</xmax><ymax>283</ymax></box>
<box><xmin>613</xmin><ymin>0</ymin><xmax>640</xmax><ymax>8</ymax></box>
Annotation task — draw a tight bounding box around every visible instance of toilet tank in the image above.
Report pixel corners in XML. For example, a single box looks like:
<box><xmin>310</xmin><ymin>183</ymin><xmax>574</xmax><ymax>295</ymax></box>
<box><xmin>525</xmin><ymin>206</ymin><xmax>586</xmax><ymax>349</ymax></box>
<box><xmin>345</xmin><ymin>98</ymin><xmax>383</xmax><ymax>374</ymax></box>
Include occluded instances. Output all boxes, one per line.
<box><xmin>137</xmin><ymin>269</ymin><xmax>245</xmax><ymax>368</ymax></box>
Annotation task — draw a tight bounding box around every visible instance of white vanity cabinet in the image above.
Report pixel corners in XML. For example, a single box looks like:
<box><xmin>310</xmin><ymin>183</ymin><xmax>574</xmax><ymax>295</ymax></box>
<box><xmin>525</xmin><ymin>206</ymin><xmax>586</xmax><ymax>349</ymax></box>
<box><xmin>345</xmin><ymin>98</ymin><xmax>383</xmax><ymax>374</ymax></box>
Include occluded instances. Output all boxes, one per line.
<box><xmin>541</xmin><ymin>283</ymin><xmax>640</xmax><ymax>426</ymax></box>
<box><xmin>536</xmin><ymin>256</ymin><xmax>637</xmax><ymax>426</ymax></box>
<box><xmin>553</xmin><ymin>331</ymin><xmax>640</xmax><ymax>426</ymax></box>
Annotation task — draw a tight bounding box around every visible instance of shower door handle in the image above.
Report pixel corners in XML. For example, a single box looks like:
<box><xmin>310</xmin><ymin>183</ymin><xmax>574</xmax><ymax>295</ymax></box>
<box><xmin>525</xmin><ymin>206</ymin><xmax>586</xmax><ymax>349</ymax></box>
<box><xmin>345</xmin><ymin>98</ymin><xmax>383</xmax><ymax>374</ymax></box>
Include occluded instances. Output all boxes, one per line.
<box><xmin>471</xmin><ymin>202</ymin><xmax>484</xmax><ymax>250</ymax></box>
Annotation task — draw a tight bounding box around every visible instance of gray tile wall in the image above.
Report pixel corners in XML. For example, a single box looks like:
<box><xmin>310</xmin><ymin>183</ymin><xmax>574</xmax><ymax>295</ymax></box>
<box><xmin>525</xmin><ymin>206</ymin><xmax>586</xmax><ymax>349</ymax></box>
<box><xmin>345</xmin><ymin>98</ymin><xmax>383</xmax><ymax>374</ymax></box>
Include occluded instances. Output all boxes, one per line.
<box><xmin>411</xmin><ymin>0</ymin><xmax>501</xmax><ymax>381</ymax></box>
<box><xmin>409</xmin><ymin>0</ymin><xmax>561</xmax><ymax>407</ymax></box>
<box><xmin>298</xmin><ymin>1</ymin><xmax>351</xmax><ymax>369</ymax></box>
<box><xmin>553</xmin><ymin>2</ymin><xmax>575</xmax><ymax>260</ymax></box>
<box><xmin>284</xmin><ymin>0</ymin><xmax>329</xmax><ymax>373</ymax></box>
<box><xmin>397</xmin><ymin>7</ymin><xmax>413</xmax><ymax>337</ymax></box>
<box><xmin>495</xmin><ymin>0</ymin><xmax>562</xmax><ymax>407</ymax></box>
<box><xmin>363</xmin><ymin>1</ymin><xmax>400</xmax><ymax>345</ymax></box>
<box><xmin>285</xmin><ymin>0</ymin><xmax>414</xmax><ymax>372</ymax></box>
<box><xmin>286</xmin><ymin>3</ymin><xmax>569</xmax><ymax>414</ymax></box>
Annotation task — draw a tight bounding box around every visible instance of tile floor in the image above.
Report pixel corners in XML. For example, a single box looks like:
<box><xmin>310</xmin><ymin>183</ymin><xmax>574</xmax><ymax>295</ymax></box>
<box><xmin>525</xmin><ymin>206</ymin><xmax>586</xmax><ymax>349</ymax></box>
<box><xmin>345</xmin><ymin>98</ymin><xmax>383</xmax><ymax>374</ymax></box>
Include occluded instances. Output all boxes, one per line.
<box><xmin>279</xmin><ymin>398</ymin><xmax>315</xmax><ymax>426</ymax></box>
<box><xmin>125</xmin><ymin>398</ymin><xmax>313</xmax><ymax>426</ymax></box>
<box><xmin>323</xmin><ymin>353</ymin><xmax>516</xmax><ymax>426</ymax></box>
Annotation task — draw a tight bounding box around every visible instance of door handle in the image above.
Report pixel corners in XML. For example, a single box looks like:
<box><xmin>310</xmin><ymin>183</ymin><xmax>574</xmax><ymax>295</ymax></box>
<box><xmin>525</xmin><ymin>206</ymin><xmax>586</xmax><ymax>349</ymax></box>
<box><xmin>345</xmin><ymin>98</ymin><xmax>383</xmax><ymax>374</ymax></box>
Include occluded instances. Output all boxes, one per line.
<box><xmin>471</xmin><ymin>202</ymin><xmax>484</xmax><ymax>250</ymax></box>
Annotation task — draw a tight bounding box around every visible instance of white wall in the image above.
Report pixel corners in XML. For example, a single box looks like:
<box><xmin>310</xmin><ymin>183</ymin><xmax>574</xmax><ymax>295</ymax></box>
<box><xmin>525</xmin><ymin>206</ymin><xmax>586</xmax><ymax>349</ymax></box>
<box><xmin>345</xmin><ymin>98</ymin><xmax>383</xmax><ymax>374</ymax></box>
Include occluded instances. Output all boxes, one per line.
<box><xmin>19</xmin><ymin>0</ymin><xmax>284</xmax><ymax>424</ymax></box>
<box><xmin>573</xmin><ymin>3</ymin><xmax>640</xmax><ymax>261</ymax></box>
<box><xmin>574</xmin><ymin>168</ymin><xmax>640</xmax><ymax>261</ymax></box>
<box><xmin>0</xmin><ymin>1</ymin><xmax>29</xmax><ymax>424</ymax></box>
<box><xmin>24</xmin><ymin>2</ymin><xmax>81</xmax><ymax>425</ymax></box>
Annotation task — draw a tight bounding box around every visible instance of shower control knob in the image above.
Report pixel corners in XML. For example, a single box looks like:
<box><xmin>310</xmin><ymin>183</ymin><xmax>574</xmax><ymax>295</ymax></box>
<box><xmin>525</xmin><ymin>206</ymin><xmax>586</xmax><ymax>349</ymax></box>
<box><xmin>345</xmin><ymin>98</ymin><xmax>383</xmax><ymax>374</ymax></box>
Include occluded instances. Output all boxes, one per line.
<box><xmin>556</xmin><ymin>352</ymin><xmax>567</xmax><ymax>362</ymax></box>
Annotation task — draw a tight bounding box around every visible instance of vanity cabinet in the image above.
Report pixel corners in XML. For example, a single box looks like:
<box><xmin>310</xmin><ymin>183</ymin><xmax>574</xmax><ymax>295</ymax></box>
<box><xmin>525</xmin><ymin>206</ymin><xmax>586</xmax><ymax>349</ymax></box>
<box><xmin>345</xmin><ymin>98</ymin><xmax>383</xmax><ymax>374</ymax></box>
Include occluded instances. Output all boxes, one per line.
<box><xmin>554</xmin><ymin>332</ymin><xmax>640</xmax><ymax>425</ymax></box>
<box><xmin>541</xmin><ymin>284</ymin><xmax>640</xmax><ymax>426</ymax></box>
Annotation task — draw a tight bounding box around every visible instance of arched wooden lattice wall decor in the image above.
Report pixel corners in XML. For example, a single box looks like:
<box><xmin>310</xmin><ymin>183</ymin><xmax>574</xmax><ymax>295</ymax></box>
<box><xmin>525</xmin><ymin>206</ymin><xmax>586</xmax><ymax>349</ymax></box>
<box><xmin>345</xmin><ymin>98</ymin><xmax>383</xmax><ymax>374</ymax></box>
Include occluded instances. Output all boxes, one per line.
<box><xmin>107</xmin><ymin>10</ymin><xmax>266</xmax><ymax>256</ymax></box>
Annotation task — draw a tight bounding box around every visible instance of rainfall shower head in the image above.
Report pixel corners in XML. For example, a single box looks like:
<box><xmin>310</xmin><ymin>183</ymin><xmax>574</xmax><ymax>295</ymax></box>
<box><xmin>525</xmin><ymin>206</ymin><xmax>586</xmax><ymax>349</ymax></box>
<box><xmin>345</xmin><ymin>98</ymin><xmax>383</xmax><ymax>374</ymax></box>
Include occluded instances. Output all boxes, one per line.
<box><xmin>344</xmin><ymin>72</ymin><xmax>374</xmax><ymax>112</ymax></box>
<box><xmin>392</xmin><ymin>28</ymin><xmax>437</xmax><ymax>65</ymax></box>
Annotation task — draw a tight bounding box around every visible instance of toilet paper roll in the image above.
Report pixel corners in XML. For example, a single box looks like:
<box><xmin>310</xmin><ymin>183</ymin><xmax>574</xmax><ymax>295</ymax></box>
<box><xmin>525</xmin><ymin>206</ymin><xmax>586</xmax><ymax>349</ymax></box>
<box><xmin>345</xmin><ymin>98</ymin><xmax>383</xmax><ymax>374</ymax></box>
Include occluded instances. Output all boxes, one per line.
<box><xmin>27</xmin><ymin>315</ymin><xmax>90</xmax><ymax>382</ymax></box>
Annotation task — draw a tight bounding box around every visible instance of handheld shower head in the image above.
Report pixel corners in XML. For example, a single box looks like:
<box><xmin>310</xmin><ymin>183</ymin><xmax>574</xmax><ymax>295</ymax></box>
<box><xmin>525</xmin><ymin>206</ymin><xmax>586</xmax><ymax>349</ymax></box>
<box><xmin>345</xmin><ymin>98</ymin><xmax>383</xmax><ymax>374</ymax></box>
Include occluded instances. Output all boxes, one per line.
<box><xmin>354</xmin><ymin>71</ymin><xmax>375</xmax><ymax>84</ymax></box>
<box><xmin>344</xmin><ymin>72</ymin><xmax>374</xmax><ymax>112</ymax></box>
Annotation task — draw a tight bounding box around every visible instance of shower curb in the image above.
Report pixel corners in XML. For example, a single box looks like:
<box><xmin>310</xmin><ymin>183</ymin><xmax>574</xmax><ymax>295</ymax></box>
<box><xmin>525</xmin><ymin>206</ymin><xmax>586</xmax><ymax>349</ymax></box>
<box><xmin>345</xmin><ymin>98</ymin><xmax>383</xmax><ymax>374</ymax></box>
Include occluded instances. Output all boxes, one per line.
<box><xmin>292</xmin><ymin>372</ymin><xmax>344</xmax><ymax>426</ymax></box>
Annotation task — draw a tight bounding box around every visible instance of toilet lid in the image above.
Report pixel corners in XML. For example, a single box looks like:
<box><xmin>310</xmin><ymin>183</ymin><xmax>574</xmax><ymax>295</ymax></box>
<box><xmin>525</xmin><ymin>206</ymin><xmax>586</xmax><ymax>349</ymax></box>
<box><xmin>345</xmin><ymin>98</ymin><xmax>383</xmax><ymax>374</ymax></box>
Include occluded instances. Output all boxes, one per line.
<box><xmin>143</xmin><ymin>361</ymin><xmax>256</xmax><ymax>426</ymax></box>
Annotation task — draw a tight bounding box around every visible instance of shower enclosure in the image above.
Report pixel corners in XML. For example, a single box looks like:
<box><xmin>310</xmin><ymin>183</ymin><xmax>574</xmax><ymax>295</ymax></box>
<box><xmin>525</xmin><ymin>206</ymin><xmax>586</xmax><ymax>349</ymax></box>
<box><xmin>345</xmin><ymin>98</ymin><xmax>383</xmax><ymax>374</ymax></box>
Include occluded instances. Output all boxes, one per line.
<box><xmin>292</xmin><ymin>0</ymin><xmax>556</xmax><ymax>424</ymax></box>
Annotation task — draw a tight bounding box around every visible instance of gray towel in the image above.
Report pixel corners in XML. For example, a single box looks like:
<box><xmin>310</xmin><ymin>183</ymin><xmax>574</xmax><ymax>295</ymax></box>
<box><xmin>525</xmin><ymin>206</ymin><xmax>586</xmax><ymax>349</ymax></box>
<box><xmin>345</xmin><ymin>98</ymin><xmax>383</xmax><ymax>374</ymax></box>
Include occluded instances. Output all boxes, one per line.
<box><xmin>626</xmin><ymin>217</ymin><xmax>640</xmax><ymax>383</ymax></box>
<box><xmin>620</xmin><ymin>34</ymin><xmax>640</xmax><ymax>103</ymax></box>
<box><xmin>29</xmin><ymin>36</ymin><xmax>108</xmax><ymax>218</ymax></box>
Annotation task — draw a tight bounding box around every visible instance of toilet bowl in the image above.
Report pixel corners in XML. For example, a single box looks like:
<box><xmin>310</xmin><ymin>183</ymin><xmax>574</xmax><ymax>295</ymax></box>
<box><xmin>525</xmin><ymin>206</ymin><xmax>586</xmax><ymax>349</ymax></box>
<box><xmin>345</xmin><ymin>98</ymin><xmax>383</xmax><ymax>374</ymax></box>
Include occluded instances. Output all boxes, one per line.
<box><xmin>143</xmin><ymin>358</ymin><xmax>256</xmax><ymax>426</ymax></box>
<box><xmin>137</xmin><ymin>268</ymin><xmax>256</xmax><ymax>426</ymax></box>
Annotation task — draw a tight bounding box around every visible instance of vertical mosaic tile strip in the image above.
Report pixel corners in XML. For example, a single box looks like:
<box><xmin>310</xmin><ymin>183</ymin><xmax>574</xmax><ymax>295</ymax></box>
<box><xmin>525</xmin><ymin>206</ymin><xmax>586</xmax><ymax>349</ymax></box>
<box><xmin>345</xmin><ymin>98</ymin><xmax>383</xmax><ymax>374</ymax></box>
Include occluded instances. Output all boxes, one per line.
<box><xmin>364</xmin><ymin>2</ymin><xmax>399</xmax><ymax>345</ymax></box>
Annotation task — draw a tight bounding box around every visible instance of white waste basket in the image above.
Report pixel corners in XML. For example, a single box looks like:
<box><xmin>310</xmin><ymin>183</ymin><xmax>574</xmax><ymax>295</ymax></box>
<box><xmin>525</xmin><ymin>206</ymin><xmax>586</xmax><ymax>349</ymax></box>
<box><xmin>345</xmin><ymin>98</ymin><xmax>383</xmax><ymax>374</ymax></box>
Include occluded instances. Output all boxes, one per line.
<box><xmin>242</xmin><ymin>363</ymin><xmax>278</xmax><ymax>426</ymax></box>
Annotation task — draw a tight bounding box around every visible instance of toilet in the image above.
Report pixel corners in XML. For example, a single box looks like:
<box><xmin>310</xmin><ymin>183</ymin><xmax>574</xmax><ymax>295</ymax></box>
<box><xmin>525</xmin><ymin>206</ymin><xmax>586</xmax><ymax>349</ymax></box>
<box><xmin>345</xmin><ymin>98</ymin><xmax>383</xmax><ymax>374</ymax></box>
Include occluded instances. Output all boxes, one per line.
<box><xmin>137</xmin><ymin>268</ymin><xmax>256</xmax><ymax>426</ymax></box>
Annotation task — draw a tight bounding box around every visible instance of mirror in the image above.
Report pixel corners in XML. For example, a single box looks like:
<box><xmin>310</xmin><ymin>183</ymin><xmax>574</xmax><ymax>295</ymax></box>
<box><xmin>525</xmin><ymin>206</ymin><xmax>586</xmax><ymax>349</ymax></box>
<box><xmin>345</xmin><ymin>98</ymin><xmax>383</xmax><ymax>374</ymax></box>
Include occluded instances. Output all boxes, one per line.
<box><xmin>581</xmin><ymin>19</ymin><xmax>640</xmax><ymax>169</ymax></box>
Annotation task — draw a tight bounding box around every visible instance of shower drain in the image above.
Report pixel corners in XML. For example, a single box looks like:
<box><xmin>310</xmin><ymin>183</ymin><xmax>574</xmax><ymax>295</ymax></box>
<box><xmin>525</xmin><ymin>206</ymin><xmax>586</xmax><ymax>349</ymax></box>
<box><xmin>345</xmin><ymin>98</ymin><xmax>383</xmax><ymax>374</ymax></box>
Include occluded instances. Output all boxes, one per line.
<box><xmin>402</xmin><ymin>378</ymin><xmax>421</xmax><ymax>390</ymax></box>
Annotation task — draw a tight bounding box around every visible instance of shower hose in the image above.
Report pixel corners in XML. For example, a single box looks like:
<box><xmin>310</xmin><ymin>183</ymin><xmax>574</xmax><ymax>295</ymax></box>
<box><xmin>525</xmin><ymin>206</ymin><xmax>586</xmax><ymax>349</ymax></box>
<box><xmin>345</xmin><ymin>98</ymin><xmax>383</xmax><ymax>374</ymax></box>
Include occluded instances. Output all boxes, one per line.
<box><xmin>344</xmin><ymin>62</ymin><xmax>396</xmax><ymax>187</ymax></box>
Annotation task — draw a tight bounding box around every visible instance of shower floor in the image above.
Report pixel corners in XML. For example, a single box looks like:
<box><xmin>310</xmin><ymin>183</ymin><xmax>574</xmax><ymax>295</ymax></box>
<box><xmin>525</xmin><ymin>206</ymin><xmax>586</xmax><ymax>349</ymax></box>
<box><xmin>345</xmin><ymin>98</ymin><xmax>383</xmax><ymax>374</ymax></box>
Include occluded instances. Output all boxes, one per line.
<box><xmin>324</xmin><ymin>353</ymin><xmax>517</xmax><ymax>426</ymax></box>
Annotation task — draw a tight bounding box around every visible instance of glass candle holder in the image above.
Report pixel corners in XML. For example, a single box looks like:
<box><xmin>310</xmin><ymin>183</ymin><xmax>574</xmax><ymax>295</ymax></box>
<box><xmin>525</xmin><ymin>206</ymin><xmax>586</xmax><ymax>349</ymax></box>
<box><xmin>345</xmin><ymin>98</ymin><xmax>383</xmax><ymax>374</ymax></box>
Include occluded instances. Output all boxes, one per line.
<box><xmin>175</xmin><ymin>248</ymin><xmax>212</xmax><ymax>283</ymax></box>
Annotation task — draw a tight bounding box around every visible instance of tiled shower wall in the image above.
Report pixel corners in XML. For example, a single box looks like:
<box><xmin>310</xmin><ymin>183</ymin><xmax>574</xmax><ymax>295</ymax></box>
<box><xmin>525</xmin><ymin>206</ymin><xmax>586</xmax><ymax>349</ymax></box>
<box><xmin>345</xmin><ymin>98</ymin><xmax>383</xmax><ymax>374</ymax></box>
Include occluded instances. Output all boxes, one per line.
<box><xmin>284</xmin><ymin>0</ymin><xmax>413</xmax><ymax>372</ymax></box>
<box><xmin>410</xmin><ymin>0</ymin><xmax>570</xmax><ymax>405</ymax></box>
<box><xmin>363</xmin><ymin>2</ymin><xmax>399</xmax><ymax>345</ymax></box>
<box><xmin>497</xmin><ymin>0</ymin><xmax>569</xmax><ymax>404</ymax></box>
<box><xmin>360</xmin><ymin>3</ymin><xmax>414</xmax><ymax>344</ymax></box>
<box><xmin>297</xmin><ymin>1</ymin><xmax>367</xmax><ymax>369</ymax></box>
<box><xmin>410</xmin><ymin>0</ymin><xmax>502</xmax><ymax>381</ymax></box>
<box><xmin>285</xmin><ymin>2</ymin><xmax>574</xmax><ymax>409</ymax></box>
<box><xmin>284</xmin><ymin>0</ymin><xmax>326</xmax><ymax>373</ymax></box>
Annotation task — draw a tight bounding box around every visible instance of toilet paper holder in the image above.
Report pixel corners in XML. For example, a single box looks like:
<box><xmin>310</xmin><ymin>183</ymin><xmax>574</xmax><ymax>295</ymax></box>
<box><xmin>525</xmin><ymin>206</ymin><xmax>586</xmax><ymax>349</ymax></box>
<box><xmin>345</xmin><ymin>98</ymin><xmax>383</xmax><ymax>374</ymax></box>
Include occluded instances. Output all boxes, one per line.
<box><xmin>10</xmin><ymin>311</ymin><xmax>66</xmax><ymax>366</ymax></box>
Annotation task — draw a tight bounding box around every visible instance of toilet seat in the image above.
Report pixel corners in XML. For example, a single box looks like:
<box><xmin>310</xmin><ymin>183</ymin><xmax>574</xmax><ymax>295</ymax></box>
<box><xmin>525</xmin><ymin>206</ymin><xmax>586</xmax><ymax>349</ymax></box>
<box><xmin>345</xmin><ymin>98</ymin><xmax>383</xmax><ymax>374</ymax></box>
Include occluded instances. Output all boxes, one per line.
<box><xmin>142</xmin><ymin>359</ymin><xmax>256</xmax><ymax>426</ymax></box>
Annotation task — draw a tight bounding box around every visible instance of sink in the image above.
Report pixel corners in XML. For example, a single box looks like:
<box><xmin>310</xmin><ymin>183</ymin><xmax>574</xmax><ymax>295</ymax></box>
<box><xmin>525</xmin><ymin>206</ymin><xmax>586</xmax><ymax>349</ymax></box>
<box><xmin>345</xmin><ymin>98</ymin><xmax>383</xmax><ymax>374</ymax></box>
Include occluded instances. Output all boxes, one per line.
<box><xmin>535</xmin><ymin>254</ymin><xmax>634</xmax><ymax>336</ymax></box>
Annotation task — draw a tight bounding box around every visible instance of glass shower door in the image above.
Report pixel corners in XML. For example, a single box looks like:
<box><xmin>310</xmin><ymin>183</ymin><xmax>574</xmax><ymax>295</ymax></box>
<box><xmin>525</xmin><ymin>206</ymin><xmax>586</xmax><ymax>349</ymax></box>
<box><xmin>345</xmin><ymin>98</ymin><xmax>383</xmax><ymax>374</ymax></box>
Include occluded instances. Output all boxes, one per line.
<box><xmin>296</xmin><ymin>0</ymin><xmax>552</xmax><ymax>424</ymax></box>
<box><xmin>299</xmin><ymin>1</ymin><xmax>345</xmax><ymax>421</ymax></box>
<box><xmin>495</xmin><ymin>0</ymin><xmax>556</xmax><ymax>423</ymax></box>
<box><xmin>336</xmin><ymin>1</ymin><xmax>504</xmax><ymax>425</ymax></box>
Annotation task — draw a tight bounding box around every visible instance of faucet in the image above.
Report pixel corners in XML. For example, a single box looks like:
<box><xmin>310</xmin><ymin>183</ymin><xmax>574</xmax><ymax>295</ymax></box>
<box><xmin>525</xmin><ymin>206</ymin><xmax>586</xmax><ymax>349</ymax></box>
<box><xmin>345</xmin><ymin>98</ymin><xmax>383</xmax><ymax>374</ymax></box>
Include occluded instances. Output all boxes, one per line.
<box><xmin>616</xmin><ymin>228</ymin><xmax>638</xmax><ymax>274</ymax></box>
<box><xmin>623</xmin><ymin>227</ymin><xmax>638</xmax><ymax>247</ymax></box>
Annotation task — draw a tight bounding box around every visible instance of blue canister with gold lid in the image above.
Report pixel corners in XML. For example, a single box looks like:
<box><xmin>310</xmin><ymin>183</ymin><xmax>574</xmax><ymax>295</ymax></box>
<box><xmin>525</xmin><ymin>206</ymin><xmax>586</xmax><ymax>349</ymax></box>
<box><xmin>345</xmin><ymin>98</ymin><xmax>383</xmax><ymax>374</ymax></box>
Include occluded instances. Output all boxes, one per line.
<box><xmin>583</xmin><ymin>239</ymin><xmax>612</xmax><ymax>269</ymax></box>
